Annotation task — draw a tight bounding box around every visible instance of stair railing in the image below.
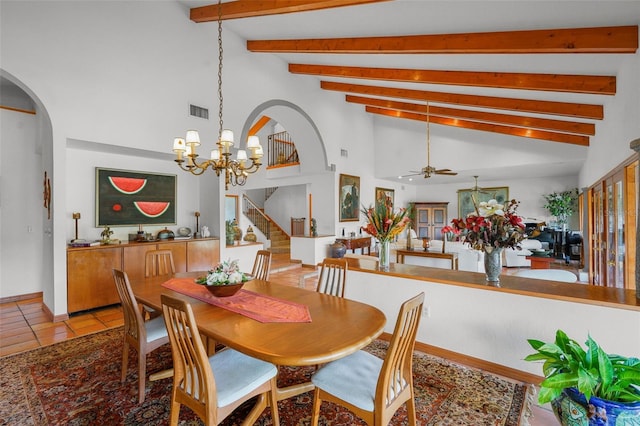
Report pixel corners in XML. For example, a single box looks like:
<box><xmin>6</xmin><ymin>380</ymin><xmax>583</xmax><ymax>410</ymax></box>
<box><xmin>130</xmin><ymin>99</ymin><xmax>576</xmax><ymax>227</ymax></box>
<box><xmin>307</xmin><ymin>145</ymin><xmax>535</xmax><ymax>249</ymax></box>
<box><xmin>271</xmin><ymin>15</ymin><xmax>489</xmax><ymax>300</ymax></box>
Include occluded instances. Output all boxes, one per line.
<box><xmin>267</xmin><ymin>131</ymin><xmax>300</xmax><ymax>167</ymax></box>
<box><xmin>242</xmin><ymin>194</ymin><xmax>271</xmax><ymax>239</ymax></box>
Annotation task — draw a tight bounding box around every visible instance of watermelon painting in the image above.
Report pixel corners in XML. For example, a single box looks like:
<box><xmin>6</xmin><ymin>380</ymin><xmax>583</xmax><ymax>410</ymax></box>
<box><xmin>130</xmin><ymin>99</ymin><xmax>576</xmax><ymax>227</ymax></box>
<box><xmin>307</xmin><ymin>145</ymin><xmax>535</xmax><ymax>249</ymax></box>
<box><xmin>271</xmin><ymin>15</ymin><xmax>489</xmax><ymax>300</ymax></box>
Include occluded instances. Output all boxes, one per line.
<box><xmin>134</xmin><ymin>201</ymin><xmax>171</xmax><ymax>218</ymax></box>
<box><xmin>108</xmin><ymin>176</ymin><xmax>147</xmax><ymax>194</ymax></box>
<box><xmin>96</xmin><ymin>168</ymin><xmax>176</xmax><ymax>226</ymax></box>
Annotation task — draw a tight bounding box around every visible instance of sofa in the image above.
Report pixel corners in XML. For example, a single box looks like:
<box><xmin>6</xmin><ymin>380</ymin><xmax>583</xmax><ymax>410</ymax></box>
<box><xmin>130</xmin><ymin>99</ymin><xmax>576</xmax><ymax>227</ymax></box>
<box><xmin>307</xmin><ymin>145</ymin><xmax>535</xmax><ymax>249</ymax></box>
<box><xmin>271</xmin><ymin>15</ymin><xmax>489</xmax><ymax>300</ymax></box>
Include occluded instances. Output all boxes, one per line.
<box><xmin>503</xmin><ymin>239</ymin><xmax>544</xmax><ymax>268</ymax></box>
<box><xmin>392</xmin><ymin>238</ymin><xmax>485</xmax><ymax>273</ymax></box>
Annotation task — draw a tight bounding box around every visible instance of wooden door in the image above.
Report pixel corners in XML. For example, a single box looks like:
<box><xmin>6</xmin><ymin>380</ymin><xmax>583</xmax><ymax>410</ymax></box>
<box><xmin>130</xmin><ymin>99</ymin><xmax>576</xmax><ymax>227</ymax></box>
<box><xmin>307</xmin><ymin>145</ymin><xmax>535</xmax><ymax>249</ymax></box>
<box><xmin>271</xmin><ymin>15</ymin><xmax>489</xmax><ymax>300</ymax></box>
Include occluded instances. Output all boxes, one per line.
<box><xmin>591</xmin><ymin>185</ymin><xmax>605</xmax><ymax>286</ymax></box>
<box><xmin>590</xmin><ymin>160</ymin><xmax>637</xmax><ymax>289</ymax></box>
<box><xmin>415</xmin><ymin>203</ymin><xmax>448</xmax><ymax>240</ymax></box>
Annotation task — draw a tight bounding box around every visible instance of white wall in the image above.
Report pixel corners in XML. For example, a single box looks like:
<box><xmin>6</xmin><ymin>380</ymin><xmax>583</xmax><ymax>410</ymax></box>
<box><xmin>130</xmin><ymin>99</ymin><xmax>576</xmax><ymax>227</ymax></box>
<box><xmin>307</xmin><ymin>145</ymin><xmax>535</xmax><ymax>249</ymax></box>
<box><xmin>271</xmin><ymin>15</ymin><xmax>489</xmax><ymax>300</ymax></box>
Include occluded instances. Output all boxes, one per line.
<box><xmin>346</xmin><ymin>269</ymin><xmax>640</xmax><ymax>376</ymax></box>
<box><xmin>0</xmin><ymin>1</ymin><xmax>375</xmax><ymax>314</ymax></box>
<box><xmin>0</xmin><ymin>109</ymin><xmax>43</xmax><ymax>297</ymax></box>
<box><xmin>413</xmin><ymin>175</ymin><xmax>580</xmax><ymax>227</ymax></box>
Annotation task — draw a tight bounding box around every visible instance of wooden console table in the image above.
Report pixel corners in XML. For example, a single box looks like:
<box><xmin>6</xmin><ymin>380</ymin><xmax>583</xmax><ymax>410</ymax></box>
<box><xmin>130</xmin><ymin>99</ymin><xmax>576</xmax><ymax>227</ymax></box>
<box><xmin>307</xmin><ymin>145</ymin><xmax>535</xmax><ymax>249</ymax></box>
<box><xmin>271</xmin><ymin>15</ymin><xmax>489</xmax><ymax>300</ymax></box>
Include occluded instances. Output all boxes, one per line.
<box><xmin>526</xmin><ymin>255</ymin><xmax>555</xmax><ymax>269</ymax></box>
<box><xmin>335</xmin><ymin>236</ymin><xmax>371</xmax><ymax>255</ymax></box>
<box><xmin>396</xmin><ymin>248</ymin><xmax>459</xmax><ymax>270</ymax></box>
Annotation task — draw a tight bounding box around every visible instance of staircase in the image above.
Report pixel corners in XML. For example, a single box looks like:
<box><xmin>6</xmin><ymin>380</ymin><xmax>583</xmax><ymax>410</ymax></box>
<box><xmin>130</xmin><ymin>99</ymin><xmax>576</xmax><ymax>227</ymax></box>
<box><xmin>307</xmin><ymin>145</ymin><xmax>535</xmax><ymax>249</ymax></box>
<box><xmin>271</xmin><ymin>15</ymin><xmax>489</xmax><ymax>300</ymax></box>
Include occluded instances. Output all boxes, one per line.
<box><xmin>269</xmin><ymin>227</ymin><xmax>290</xmax><ymax>254</ymax></box>
<box><xmin>243</xmin><ymin>194</ymin><xmax>290</xmax><ymax>255</ymax></box>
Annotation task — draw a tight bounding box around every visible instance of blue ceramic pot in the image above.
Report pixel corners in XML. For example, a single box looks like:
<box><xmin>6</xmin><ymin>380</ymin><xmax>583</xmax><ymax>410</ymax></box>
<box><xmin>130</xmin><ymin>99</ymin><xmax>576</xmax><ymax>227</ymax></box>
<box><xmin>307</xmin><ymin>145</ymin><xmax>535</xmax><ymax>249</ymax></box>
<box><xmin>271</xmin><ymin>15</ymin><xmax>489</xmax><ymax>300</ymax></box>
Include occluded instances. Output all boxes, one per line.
<box><xmin>330</xmin><ymin>241</ymin><xmax>346</xmax><ymax>258</ymax></box>
<box><xmin>552</xmin><ymin>387</ymin><xmax>640</xmax><ymax>425</ymax></box>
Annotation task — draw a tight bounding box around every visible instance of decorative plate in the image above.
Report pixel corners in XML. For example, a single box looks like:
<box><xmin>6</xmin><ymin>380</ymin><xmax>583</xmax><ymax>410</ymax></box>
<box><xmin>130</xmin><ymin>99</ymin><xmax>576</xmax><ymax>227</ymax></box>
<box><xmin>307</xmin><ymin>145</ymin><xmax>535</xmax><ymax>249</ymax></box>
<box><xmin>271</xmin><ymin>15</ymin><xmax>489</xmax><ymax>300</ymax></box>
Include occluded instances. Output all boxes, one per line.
<box><xmin>177</xmin><ymin>227</ymin><xmax>191</xmax><ymax>237</ymax></box>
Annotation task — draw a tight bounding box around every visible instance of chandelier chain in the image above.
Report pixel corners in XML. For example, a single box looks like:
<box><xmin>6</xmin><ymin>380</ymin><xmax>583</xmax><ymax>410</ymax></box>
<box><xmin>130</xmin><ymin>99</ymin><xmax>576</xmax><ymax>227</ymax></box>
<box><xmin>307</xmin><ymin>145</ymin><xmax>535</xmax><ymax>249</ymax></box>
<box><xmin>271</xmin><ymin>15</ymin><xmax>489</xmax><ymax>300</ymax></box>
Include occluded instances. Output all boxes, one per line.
<box><xmin>217</xmin><ymin>0</ymin><xmax>223</xmax><ymax>140</ymax></box>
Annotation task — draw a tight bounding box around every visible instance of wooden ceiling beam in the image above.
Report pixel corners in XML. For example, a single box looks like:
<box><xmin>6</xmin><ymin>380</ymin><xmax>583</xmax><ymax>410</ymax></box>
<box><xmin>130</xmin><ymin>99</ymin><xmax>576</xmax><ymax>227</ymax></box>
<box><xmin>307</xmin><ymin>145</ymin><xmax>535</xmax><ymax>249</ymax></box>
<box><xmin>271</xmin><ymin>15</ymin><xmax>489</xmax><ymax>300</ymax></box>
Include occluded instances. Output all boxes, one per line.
<box><xmin>190</xmin><ymin>0</ymin><xmax>390</xmax><ymax>22</ymax></box>
<box><xmin>248</xmin><ymin>115</ymin><xmax>272</xmax><ymax>136</ymax></box>
<box><xmin>346</xmin><ymin>95</ymin><xmax>595</xmax><ymax>135</ymax></box>
<box><xmin>290</xmin><ymin>64</ymin><xmax>615</xmax><ymax>95</ymax></box>
<box><xmin>322</xmin><ymin>81</ymin><xmax>604</xmax><ymax>119</ymax></box>
<box><xmin>366</xmin><ymin>106</ymin><xmax>590</xmax><ymax>146</ymax></box>
<box><xmin>248</xmin><ymin>25</ymin><xmax>639</xmax><ymax>53</ymax></box>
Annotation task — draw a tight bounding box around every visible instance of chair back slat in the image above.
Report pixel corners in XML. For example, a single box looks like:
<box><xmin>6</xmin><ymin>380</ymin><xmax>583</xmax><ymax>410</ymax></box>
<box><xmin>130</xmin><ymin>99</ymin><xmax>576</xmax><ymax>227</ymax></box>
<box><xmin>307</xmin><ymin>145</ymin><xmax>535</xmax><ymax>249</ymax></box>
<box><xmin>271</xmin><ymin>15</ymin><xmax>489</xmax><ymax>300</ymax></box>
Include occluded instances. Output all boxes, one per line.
<box><xmin>316</xmin><ymin>258</ymin><xmax>348</xmax><ymax>297</ymax></box>
<box><xmin>161</xmin><ymin>295</ymin><xmax>217</xmax><ymax>408</ymax></box>
<box><xmin>251</xmin><ymin>250</ymin><xmax>272</xmax><ymax>281</ymax></box>
<box><xmin>112</xmin><ymin>269</ymin><xmax>146</xmax><ymax>342</ymax></box>
<box><xmin>145</xmin><ymin>250</ymin><xmax>175</xmax><ymax>277</ymax></box>
<box><xmin>376</xmin><ymin>292</ymin><xmax>424</xmax><ymax>416</ymax></box>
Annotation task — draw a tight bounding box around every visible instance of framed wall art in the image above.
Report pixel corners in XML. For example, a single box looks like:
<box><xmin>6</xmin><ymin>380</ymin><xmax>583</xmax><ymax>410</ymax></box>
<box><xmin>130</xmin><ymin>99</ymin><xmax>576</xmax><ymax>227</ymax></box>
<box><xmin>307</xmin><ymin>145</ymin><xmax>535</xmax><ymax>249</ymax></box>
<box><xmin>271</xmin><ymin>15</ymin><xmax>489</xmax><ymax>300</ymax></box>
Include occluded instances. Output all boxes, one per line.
<box><xmin>375</xmin><ymin>187</ymin><xmax>394</xmax><ymax>209</ymax></box>
<box><xmin>339</xmin><ymin>173</ymin><xmax>360</xmax><ymax>222</ymax></box>
<box><xmin>457</xmin><ymin>186</ymin><xmax>509</xmax><ymax>218</ymax></box>
<box><xmin>96</xmin><ymin>167</ymin><xmax>176</xmax><ymax>226</ymax></box>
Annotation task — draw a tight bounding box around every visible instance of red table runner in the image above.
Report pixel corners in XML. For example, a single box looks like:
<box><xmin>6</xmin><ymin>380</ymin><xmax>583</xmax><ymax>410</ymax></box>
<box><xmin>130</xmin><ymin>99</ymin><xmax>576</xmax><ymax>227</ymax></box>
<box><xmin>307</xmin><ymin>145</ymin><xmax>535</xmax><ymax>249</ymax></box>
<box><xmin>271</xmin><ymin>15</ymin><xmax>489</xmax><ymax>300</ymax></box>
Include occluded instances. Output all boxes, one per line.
<box><xmin>161</xmin><ymin>278</ymin><xmax>312</xmax><ymax>323</ymax></box>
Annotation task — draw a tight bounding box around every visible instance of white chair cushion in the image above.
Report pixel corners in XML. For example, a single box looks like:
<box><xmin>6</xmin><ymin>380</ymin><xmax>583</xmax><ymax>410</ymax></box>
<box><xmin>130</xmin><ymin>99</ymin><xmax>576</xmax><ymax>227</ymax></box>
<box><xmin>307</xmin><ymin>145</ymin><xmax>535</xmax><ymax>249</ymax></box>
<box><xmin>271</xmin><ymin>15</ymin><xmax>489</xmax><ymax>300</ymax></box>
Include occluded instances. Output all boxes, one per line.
<box><xmin>144</xmin><ymin>315</ymin><xmax>168</xmax><ymax>343</ymax></box>
<box><xmin>311</xmin><ymin>350</ymin><xmax>382</xmax><ymax>412</ymax></box>
<box><xmin>210</xmin><ymin>348</ymin><xmax>278</xmax><ymax>407</ymax></box>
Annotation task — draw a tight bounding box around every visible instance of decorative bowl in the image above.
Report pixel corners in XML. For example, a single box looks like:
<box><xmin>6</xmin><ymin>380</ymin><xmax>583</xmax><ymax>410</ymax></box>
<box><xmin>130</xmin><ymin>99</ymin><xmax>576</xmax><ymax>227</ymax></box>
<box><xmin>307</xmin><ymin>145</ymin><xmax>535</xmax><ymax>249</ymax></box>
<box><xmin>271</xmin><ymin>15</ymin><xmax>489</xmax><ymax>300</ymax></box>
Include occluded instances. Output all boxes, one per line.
<box><xmin>203</xmin><ymin>282</ymin><xmax>244</xmax><ymax>297</ymax></box>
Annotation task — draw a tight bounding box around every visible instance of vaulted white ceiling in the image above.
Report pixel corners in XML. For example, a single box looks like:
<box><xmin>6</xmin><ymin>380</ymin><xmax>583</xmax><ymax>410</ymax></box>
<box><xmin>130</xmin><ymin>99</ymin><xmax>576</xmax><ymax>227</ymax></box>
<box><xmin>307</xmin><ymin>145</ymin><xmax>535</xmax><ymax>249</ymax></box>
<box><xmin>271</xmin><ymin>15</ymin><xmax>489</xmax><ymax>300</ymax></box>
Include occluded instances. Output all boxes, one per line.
<box><xmin>176</xmin><ymin>0</ymin><xmax>640</xmax><ymax>184</ymax></box>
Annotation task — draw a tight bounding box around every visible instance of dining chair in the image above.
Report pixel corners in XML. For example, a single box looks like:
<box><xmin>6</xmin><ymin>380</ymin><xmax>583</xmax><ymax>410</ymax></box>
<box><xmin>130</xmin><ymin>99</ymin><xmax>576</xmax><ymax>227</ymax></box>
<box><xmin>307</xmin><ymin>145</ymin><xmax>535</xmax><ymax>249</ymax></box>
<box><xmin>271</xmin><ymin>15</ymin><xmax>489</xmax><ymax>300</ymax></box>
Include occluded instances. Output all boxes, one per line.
<box><xmin>112</xmin><ymin>269</ymin><xmax>169</xmax><ymax>404</ymax></box>
<box><xmin>142</xmin><ymin>249</ymin><xmax>176</xmax><ymax>319</ymax></box>
<box><xmin>251</xmin><ymin>249</ymin><xmax>272</xmax><ymax>281</ymax></box>
<box><xmin>310</xmin><ymin>292</ymin><xmax>425</xmax><ymax>426</ymax></box>
<box><xmin>160</xmin><ymin>294</ymin><xmax>280</xmax><ymax>426</ymax></box>
<box><xmin>316</xmin><ymin>258</ymin><xmax>348</xmax><ymax>297</ymax></box>
<box><xmin>145</xmin><ymin>249</ymin><xmax>175</xmax><ymax>277</ymax></box>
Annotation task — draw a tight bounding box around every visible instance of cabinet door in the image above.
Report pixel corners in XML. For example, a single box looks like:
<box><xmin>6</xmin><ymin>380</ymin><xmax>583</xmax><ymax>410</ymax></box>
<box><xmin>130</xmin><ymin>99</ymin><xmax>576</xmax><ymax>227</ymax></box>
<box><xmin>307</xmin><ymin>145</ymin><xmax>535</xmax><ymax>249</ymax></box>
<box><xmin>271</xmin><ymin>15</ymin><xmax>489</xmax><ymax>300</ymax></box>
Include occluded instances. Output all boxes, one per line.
<box><xmin>187</xmin><ymin>239</ymin><xmax>220</xmax><ymax>271</ymax></box>
<box><xmin>67</xmin><ymin>247</ymin><xmax>122</xmax><ymax>313</ymax></box>
<box><xmin>416</xmin><ymin>208</ymin><xmax>431</xmax><ymax>238</ymax></box>
<box><xmin>431</xmin><ymin>206</ymin><xmax>447</xmax><ymax>240</ymax></box>
<box><xmin>415</xmin><ymin>203</ymin><xmax>448</xmax><ymax>240</ymax></box>
<box><xmin>123</xmin><ymin>244</ymin><xmax>156</xmax><ymax>282</ymax></box>
<box><xmin>158</xmin><ymin>242</ymin><xmax>187</xmax><ymax>273</ymax></box>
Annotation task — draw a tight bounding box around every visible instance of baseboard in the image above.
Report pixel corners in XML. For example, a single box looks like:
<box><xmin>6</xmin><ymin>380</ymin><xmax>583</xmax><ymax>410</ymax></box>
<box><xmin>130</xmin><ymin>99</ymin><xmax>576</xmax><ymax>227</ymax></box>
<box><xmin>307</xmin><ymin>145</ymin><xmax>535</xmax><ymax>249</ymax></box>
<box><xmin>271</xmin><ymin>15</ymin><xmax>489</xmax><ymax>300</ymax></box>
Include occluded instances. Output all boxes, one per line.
<box><xmin>378</xmin><ymin>332</ymin><xmax>543</xmax><ymax>385</ymax></box>
<box><xmin>0</xmin><ymin>291</ymin><xmax>43</xmax><ymax>304</ymax></box>
<box><xmin>42</xmin><ymin>302</ymin><xmax>69</xmax><ymax>322</ymax></box>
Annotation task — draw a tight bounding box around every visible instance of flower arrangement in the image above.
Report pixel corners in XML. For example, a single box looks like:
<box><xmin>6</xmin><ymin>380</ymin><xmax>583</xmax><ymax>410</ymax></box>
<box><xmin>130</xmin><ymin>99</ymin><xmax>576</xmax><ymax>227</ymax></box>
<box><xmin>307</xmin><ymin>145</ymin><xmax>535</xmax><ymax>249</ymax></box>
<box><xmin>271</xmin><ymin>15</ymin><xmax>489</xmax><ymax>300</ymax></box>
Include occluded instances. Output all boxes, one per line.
<box><xmin>195</xmin><ymin>259</ymin><xmax>251</xmax><ymax>286</ymax></box>
<box><xmin>443</xmin><ymin>199</ymin><xmax>526</xmax><ymax>251</ymax></box>
<box><xmin>360</xmin><ymin>203</ymin><xmax>410</xmax><ymax>242</ymax></box>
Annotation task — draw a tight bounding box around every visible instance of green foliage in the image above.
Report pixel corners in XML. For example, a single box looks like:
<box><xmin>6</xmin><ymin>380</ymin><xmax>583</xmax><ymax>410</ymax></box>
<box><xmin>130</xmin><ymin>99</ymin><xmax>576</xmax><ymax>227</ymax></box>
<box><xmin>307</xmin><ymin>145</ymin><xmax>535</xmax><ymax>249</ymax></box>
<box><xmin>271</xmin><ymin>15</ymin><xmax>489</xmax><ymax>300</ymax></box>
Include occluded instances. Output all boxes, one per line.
<box><xmin>542</xmin><ymin>189</ymin><xmax>578</xmax><ymax>225</ymax></box>
<box><xmin>525</xmin><ymin>330</ymin><xmax>640</xmax><ymax>404</ymax></box>
<box><xmin>225</xmin><ymin>220</ymin><xmax>235</xmax><ymax>235</ymax></box>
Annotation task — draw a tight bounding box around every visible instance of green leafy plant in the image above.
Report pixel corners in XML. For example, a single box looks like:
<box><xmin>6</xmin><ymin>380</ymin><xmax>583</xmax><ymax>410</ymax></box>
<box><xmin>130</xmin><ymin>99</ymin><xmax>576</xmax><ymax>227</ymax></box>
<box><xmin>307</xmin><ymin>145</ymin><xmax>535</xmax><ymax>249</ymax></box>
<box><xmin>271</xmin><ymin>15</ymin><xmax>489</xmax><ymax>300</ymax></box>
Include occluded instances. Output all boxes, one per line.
<box><xmin>542</xmin><ymin>189</ymin><xmax>578</xmax><ymax>225</ymax></box>
<box><xmin>525</xmin><ymin>329</ymin><xmax>640</xmax><ymax>404</ymax></box>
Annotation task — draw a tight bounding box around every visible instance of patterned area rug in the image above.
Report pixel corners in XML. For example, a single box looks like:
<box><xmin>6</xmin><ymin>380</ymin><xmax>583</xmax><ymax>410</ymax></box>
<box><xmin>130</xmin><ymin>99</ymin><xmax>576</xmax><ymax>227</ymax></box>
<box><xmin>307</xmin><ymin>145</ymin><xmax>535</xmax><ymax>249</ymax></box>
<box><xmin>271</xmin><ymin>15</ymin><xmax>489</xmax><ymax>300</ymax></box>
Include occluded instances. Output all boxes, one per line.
<box><xmin>0</xmin><ymin>327</ymin><xmax>533</xmax><ymax>425</ymax></box>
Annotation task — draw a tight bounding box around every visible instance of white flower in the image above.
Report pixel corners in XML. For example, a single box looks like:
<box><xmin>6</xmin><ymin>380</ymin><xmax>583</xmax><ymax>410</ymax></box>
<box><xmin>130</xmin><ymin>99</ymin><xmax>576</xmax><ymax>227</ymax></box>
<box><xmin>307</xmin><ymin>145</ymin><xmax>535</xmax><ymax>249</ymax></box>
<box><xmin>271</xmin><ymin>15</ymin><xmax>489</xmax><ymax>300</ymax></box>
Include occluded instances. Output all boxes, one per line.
<box><xmin>478</xmin><ymin>199</ymin><xmax>504</xmax><ymax>217</ymax></box>
<box><xmin>228</xmin><ymin>271</ymin><xmax>244</xmax><ymax>284</ymax></box>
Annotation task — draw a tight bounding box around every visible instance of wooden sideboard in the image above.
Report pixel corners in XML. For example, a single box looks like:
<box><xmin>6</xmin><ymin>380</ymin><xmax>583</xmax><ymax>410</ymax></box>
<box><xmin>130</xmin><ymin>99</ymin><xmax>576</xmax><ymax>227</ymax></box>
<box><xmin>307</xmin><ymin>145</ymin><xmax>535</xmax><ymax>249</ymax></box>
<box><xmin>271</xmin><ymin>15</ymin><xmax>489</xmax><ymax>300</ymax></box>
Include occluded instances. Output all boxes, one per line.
<box><xmin>67</xmin><ymin>238</ymin><xmax>220</xmax><ymax>313</ymax></box>
<box><xmin>335</xmin><ymin>236</ymin><xmax>372</xmax><ymax>255</ymax></box>
<box><xmin>395</xmin><ymin>248</ymin><xmax>459</xmax><ymax>270</ymax></box>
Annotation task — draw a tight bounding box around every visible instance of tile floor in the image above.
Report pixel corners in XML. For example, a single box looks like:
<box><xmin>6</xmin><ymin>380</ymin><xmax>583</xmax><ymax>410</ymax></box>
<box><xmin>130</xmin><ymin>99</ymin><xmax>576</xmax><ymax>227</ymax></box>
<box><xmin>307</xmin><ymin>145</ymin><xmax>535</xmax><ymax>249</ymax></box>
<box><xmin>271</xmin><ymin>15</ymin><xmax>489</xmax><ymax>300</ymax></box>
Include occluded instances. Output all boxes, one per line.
<box><xmin>0</xmin><ymin>253</ymin><xmax>555</xmax><ymax>424</ymax></box>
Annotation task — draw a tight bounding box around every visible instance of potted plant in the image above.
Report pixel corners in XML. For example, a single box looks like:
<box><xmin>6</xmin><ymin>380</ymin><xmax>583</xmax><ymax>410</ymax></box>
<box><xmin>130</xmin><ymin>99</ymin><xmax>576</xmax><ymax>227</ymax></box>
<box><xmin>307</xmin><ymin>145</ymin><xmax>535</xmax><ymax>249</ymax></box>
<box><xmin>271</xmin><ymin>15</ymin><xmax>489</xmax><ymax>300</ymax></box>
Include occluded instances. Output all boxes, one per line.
<box><xmin>225</xmin><ymin>220</ymin><xmax>236</xmax><ymax>246</ymax></box>
<box><xmin>525</xmin><ymin>329</ymin><xmax>640</xmax><ymax>425</ymax></box>
<box><xmin>543</xmin><ymin>189</ymin><xmax>578</xmax><ymax>227</ymax></box>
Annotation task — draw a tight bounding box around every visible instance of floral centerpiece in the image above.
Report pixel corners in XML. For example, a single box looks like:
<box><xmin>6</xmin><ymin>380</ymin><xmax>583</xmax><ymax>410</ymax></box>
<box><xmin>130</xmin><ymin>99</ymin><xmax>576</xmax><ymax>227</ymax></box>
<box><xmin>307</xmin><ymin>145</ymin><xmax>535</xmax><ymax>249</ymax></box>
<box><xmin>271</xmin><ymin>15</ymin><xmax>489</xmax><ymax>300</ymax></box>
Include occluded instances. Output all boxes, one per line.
<box><xmin>443</xmin><ymin>199</ymin><xmax>526</xmax><ymax>283</ymax></box>
<box><xmin>360</xmin><ymin>203</ymin><xmax>410</xmax><ymax>269</ymax></box>
<box><xmin>195</xmin><ymin>258</ymin><xmax>251</xmax><ymax>286</ymax></box>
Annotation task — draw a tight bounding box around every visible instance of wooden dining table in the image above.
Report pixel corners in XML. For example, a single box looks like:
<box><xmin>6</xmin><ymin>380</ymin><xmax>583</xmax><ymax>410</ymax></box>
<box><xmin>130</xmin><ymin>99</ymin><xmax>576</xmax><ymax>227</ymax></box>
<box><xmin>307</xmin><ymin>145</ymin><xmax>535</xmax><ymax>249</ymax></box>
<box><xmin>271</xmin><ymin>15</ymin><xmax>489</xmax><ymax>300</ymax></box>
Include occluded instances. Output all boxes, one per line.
<box><xmin>128</xmin><ymin>271</ymin><xmax>386</xmax><ymax>420</ymax></box>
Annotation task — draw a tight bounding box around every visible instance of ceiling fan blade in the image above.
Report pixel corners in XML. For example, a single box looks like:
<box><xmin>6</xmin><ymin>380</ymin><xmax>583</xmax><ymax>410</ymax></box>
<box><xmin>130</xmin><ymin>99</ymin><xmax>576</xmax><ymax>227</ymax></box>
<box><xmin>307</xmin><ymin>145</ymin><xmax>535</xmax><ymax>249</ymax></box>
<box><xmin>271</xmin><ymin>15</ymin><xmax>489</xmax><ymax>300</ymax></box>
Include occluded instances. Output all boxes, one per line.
<box><xmin>435</xmin><ymin>170</ymin><xmax>458</xmax><ymax>175</ymax></box>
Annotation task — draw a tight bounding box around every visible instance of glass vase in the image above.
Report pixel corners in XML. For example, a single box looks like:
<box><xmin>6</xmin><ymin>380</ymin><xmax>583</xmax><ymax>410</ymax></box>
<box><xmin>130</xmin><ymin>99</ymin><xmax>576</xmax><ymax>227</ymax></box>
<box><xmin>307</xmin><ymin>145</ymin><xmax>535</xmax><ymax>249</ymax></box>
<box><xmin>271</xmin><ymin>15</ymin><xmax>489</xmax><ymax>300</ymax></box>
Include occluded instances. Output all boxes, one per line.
<box><xmin>378</xmin><ymin>239</ymin><xmax>390</xmax><ymax>270</ymax></box>
<box><xmin>483</xmin><ymin>247</ymin><xmax>503</xmax><ymax>285</ymax></box>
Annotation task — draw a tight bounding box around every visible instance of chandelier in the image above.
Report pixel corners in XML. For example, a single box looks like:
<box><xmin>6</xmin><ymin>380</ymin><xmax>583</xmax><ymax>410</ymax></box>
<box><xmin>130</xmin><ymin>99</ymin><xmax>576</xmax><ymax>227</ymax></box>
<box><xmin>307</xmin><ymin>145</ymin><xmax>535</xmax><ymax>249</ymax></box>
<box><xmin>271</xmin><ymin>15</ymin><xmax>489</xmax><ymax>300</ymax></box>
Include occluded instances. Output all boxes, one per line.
<box><xmin>172</xmin><ymin>0</ymin><xmax>262</xmax><ymax>190</ymax></box>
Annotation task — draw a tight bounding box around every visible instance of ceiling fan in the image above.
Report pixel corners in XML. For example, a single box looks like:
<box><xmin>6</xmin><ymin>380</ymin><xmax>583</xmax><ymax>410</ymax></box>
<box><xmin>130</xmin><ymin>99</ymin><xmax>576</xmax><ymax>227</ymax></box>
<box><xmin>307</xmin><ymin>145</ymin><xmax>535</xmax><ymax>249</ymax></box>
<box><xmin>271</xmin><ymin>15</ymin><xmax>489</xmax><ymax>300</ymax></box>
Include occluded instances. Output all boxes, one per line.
<box><xmin>402</xmin><ymin>102</ymin><xmax>457</xmax><ymax>179</ymax></box>
<box><xmin>470</xmin><ymin>175</ymin><xmax>493</xmax><ymax>195</ymax></box>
